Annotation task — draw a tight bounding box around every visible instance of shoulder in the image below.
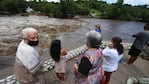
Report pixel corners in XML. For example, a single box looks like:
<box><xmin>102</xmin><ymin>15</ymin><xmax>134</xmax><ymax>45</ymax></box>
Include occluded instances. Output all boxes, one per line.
<box><xmin>17</xmin><ymin>41</ymin><xmax>34</xmax><ymax>54</ymax></box>
<box><xmin>138</xmin><ymin>31</ymin><xmax>149</xmax><ymax>35</ymax></box>
<box><xmin>103</xmin><ymin>47</ymin><xmax>115</xmax><ymax>53</ymax></box>
<box><xmin>143</xmin><ymin>31</ymin><xmax>149</xmax><ymax>35</ymax></box>
<box><xmin>85</xmin><ymin>49</ymin><xmax>102</xmax><ymax>55</ymax></box>
<box><xmin>103</xmin><ymin>47</ymin><xmax>117</xmax><ymax>56</ymax></box>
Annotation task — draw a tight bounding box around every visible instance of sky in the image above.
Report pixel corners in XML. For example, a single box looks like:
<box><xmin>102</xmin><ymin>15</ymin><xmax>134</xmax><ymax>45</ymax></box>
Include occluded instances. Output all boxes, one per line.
<box><xmin>46</xmin><ymin>0</ymin><xmax>149</xmax><ymax>6</ymax></box>
<box><xmin>102</xmin><ymin>0</ymin><xmax>149</xmax><ymax>5</ymax></box>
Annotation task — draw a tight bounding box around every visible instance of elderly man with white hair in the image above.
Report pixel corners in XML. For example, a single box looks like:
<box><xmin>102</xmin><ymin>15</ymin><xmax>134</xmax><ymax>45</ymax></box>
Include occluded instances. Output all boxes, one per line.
<box><xmin>14</xmin><ymin>28</ymin><xmax>43</xmax><ymax>84</ymax></box>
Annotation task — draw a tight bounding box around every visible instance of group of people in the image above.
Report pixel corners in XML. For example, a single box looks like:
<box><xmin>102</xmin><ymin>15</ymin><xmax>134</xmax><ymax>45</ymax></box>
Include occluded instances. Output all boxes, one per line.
<box><xmin>14</xmin><ymin>22</ymin><xmax>149</xmax><ymax>84</ymax></box>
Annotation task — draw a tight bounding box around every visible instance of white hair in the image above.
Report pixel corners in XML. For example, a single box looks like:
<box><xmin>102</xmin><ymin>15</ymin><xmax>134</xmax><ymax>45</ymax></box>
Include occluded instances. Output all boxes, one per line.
<box><xmin>22</xmin><ymin>28</ymin><xmax>38</xmax><ymax>39</ymax></box>
<box><xmin>86</xmin><ymin>30</ymin><xmax>102</xmax><ymax>48</ymax></box>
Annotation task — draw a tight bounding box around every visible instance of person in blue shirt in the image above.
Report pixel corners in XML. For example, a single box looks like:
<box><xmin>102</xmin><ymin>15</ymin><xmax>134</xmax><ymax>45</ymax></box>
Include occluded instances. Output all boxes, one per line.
<box><xmin>95</xmin><ymin>24</ymin><xmax>101</xmax><ymax>33</ymax></box>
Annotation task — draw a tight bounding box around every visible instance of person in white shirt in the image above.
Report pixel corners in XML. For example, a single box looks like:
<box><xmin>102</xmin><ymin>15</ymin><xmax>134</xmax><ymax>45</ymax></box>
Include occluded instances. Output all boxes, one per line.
<box><xmin>101</xmin><ymin>37</ymin><xmax>124</xmax><ymax>84</ymax></box>
<box><xmin>14</xmin><ymin>28</ymin><xmax>43</xmax><ymax>84</ymax></box>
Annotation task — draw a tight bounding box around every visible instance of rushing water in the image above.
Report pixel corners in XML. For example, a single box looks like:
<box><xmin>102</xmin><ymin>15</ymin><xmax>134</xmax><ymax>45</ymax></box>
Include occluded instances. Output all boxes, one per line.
<box><xmin>56</xmin><ymin>18</ymin><xmax>145</xmax><ymax>50</ymax></box>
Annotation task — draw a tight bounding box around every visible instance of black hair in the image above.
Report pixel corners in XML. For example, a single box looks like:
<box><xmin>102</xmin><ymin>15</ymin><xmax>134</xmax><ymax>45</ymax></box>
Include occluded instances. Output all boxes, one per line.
<box><xmin>112</xmin><ymin>37</ymin><xmax>124</xmax><ymax>55</ymax></box>
<box><xmin>50</xmin><ymin>39</ymin><xmax>61</xmax><ymax>62</ymax></box>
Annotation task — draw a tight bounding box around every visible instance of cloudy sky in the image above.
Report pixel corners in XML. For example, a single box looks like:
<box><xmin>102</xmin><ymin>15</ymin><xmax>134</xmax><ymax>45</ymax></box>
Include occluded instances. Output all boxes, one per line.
<box><xmin>47</xmin><ymin>0</ymin><xmax>149</xmax><ymax>6</ymax></box>
<box><xmin>102</xmin><ymin>0</ymin><xmax>149</xmax><ymax>5</ymax></box>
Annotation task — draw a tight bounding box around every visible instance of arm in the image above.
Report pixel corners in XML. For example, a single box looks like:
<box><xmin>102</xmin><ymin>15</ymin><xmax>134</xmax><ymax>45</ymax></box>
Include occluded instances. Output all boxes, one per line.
<box><xmin>74</xmin><ymin>63</ymin><xmax>79</xmax><ymax>73</ymax></box>
<box><xmin>74</xmin><ymin>57</ymin><xmax>92</xmax><ymax>77</ymax></box>
<box><xmin>74</xmin><ymin>63</ymin><xmax>83</xmax><ymax>76</ymax></box>
<box><xmin>61</xmin><ymin>49</ymin><xmax>67</xmax><ymax>56</ymax></box>
<box><xmin>132</xmin><ymin>34</ymin><xmax>138</xmax><ymax>37</ymax></box>
<box><xmin>132</xmin><ymin>32</ymin><xmax>141</xmax><ymax>38</ymax></box>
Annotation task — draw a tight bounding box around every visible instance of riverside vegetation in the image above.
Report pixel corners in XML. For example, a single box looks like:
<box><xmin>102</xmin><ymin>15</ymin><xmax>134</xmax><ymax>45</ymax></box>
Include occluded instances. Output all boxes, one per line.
<box><xmin>0</xmin><ymin>0</ymin><xmax>149</xmax><ymax>22</ymax></box>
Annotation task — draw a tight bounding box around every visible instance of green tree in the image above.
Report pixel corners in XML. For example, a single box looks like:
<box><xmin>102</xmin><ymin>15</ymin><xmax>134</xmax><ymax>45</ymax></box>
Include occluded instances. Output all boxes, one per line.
<box><xmin>54</xmin><ymin>0</ymin><xmax>77</xmax><ymax>18</ymax></box>
<box><xmin>1</xmin><ymin>0</ymin><xmax>27</xmax><ymax>14</ymax></box>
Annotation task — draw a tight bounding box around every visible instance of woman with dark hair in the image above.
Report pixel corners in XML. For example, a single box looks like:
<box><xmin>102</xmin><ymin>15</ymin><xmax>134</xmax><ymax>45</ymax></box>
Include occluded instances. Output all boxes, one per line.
<box><xmin>101</xmin><ymin>37</ymin><xmax>124</xmax><ymax>84</ymax></box>
<box><xmin>50</xmin><ymin>39</ymin><xmax>67</xmax><ymax>83</ymax></box>
<box><xmin>74</xmin><ymin>30</ymin><xmax>104</xmax><ymax>84</ymax></box>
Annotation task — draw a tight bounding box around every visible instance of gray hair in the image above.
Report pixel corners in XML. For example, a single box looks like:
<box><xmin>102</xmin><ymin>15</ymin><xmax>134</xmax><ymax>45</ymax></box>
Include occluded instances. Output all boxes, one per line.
<box><xmin>22</xmin><ymin>28</ymin><xmax>38</xmax><ymax>39</ymax></box>
<box><xmin>86</xmin><ymin>30</ymin><xmax>102</xmax><ymax>48</ymax></box>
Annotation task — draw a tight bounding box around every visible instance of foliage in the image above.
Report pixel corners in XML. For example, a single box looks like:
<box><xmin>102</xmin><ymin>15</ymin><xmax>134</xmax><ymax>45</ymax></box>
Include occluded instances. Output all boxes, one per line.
<box><xmin>55</xmin><ymin>1</ymin><xmax>76</xmax><ymax>18</ymax></box>
<box><xmin>0</xmin><ymin>0</ymin><xmax>149</xmax><ymax>22</ymax></box>
<box><xmin>90</xmin><ymin>9</ymin><xmax>101</xmax><ymax>17</ymax></box>
<box><xmin>0</xmin><ymin>0</ymin><xmax>27</xmax><ymax>14</ymax></box>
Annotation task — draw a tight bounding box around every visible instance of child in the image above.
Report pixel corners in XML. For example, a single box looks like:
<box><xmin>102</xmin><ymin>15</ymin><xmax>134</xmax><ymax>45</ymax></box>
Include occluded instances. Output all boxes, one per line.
<box><xmin>50</xmin><ymin>39</ymin><xmax>67</xmax><ymax>83</ymax></box>
<box><xmin>95</xmin><ymin>24</ymin><xmax>101</xmax><ymax>33</ymax></box>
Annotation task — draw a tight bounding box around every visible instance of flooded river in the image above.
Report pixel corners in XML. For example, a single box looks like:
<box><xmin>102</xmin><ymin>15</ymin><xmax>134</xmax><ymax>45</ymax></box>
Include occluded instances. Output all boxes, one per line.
<box><xmin>0</xmin><ymin>16</ymin><xmax>145</xmax><ymax>55</ymax></box>
<box><xmin>56</xmin><ymin>18</ymin><xmax>145</xmax><ymax>50</ymax></box>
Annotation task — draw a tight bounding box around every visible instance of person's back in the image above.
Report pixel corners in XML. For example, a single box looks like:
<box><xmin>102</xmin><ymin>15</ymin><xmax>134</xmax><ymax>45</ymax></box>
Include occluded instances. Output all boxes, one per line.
<box><xmin>102</xmin><ymin>46</ymin><xmax>123</xmax><ymax>72</ymax></box>
<box><xmin>101</xmin><ymin>37</ymin><xmax>123</xmax><ymax>84</ymax></box>
<box><xmin>50</xmin><ymin>39</ymin><xmax>67</xmax><ymax>83</ymax></box>
<box><xmin>83</xmin><ymin>49</ymin><xmax>103</xmax><ymax>84</ymax></box>
<box><xmin>54</xmin><ymin>56</ymin><xmax>66</xmax><ymax>74</ymax></box>
<box><xmin>133</xmin><ymin>31</ymin><xmax>149</xmax><ymax>50</ymax></box>
<box><xmin>74</xmin><ymin>30</ymin><xmax>103</xmax><ymax>84</ymax></box>
<box><xmin>127</xmin><ymin>23</ymin><xmax>149</xmax><ymax>65</ymax></box>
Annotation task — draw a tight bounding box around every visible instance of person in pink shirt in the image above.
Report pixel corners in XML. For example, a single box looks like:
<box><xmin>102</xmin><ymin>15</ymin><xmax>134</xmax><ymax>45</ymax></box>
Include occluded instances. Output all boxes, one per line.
<box><xmin>74</xmin><ymin>30</ymin><xmax>104</xmax><ymax>84</ymax></box>
<box><xmin>50</xmin><ymin>39</ymin><xmax>67</xmax><ymax>84</ymax></box>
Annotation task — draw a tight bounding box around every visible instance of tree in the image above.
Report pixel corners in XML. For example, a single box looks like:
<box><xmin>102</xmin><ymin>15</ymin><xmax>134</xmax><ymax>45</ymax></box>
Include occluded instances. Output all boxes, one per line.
<box><xmin>54</xmin><ymin>0</ymin><xmax>77</xmax><ymax>18</ymax></box>
<box><xmin>116</xmin><ymin>0</ymin><xmax>123</xmax><ymax>6</ymax></box>
<box><xmin>0</xmin><ymin>0</ymin><xmax>27</xmax><ymax>14</ymax></box>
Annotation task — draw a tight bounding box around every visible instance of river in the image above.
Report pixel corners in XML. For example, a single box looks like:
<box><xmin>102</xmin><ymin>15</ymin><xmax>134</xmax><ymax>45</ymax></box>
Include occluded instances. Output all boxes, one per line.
<box><xmin>56</xmin><ymin>18</ymin><xmax>145</xmax><ymax>50</ymax></box>
<box><xmin>0</xmin><ymin>16</ymin><xmax>145</xmax><ymax>54</ymax></box>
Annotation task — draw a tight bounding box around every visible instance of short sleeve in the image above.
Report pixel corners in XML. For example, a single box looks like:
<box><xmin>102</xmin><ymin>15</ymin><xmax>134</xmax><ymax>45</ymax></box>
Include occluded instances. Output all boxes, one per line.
<box><xmin>78</xmin><ymin>57</ymin><xmax>92</xmax><ymax>76</ymax></box>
